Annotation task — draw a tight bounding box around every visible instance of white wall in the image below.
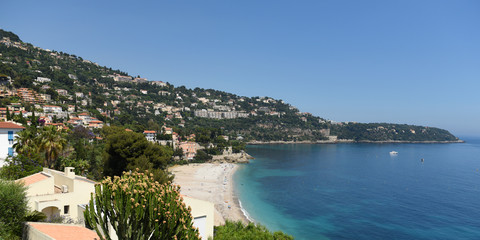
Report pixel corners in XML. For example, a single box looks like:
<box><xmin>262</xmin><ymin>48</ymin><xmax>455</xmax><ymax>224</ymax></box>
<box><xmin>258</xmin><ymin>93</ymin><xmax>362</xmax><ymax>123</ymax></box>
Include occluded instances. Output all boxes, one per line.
<box><xmin>25</xmin><ymin>168</ymin><xmax>96</xmax><ymax>221</ymax></box>
<box><xmin>183</xmin><ymin>196</ymin><xmax>215</xmax><ymax>240</ymax></box>
<box><xmin>0</xmin><ymin>128</ymin><xmax>22</xmax><ymax>165</ymax></box>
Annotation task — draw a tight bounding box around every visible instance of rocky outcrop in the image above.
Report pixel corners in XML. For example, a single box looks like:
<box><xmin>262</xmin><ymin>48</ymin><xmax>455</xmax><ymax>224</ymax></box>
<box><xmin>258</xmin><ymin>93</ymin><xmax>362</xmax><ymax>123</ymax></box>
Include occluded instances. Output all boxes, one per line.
<box><xmin>211</xmin><ymin>152</ymin><xmax>253</xmax><ymax>163</ymax></box>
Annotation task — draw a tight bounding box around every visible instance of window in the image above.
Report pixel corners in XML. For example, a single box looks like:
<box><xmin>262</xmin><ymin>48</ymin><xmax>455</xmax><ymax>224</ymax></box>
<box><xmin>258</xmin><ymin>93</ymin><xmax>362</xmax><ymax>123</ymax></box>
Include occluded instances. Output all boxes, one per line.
<box><xmin>8</xmin><ymin>147</ymin><xmax>13</xmax><ymax>156</ymax></box>
<box><xmin>64</xmin><ymin>205</ymin><xmax>70</xmax><ymax>214</ymax></box>
<box><xmin>8</xmin><ymin>131</ymin><xmax>13</xmax><ymax>144</ymax></box>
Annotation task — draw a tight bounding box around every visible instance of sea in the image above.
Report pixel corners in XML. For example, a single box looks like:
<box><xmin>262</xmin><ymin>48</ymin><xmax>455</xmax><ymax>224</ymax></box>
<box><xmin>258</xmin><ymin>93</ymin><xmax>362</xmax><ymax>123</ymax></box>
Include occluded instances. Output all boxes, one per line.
<box><xmin>234</xmin><ymin>137</ymin><xmax>480</xmax><ymax>240</ymax></box>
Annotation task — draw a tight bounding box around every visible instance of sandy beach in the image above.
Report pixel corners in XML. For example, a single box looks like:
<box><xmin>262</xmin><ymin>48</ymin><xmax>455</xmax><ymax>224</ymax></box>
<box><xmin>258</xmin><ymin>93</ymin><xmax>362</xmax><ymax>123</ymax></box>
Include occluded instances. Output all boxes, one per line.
<box><xmin>170</xmin><ymin>163</ymin><xmax>249</xmax><ymax>226</ymax></box>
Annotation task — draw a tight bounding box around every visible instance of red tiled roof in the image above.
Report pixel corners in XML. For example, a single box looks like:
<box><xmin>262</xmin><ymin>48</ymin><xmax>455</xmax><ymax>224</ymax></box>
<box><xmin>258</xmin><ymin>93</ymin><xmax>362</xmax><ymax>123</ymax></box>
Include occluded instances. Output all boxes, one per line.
<box><xmin>144</xmin><ymin>130</ymin><xmax>156</xmax><ymax>133</ymax></box>
<box><xmin>28</xmin><ymin>223</ymin><xmax>99</xmax><ymax>240</ymax></box>
<box><xmin>16</xmin><ymin>172</ymin><xmax>50</xmax><ymax>186</ymax></box>
<box><xmin>0</xmin><ymin>122</ymin><xmax>25</xmax><ymax>129</ymax></box>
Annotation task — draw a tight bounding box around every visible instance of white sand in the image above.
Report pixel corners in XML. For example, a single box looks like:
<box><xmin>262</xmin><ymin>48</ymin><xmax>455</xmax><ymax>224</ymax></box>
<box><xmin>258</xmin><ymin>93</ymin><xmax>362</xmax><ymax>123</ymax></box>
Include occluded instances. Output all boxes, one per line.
<box><xmin>170</xmin><ymin>163</ymin><xmax>248</xmax><ymax>226</ymax></box>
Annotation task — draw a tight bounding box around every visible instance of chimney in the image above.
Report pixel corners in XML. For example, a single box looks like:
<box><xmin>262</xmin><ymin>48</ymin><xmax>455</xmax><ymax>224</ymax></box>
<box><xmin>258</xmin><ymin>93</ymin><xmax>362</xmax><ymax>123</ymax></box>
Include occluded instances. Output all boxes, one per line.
<box><xmin>64</xmin><ymin>167</ymin><xmax>75</xmax><ymax>178</ymax></box>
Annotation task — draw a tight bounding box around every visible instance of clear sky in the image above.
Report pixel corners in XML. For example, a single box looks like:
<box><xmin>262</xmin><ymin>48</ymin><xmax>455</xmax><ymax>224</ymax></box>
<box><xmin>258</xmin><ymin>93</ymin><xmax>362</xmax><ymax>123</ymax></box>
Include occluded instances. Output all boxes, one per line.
<box><xmin>2</xmin><ymin>1</ymin><xmax>479</xmax><ymax>136</ymax></box>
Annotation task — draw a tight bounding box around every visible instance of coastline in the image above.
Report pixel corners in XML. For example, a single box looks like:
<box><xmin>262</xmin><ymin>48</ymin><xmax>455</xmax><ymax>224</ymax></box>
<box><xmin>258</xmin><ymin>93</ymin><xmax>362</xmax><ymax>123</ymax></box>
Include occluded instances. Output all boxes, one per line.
<box><xmin>247</xmin><ymin>139</ymin><xmax>464</xmax><ymax>145</ymax></box>
<box><xmin>170</xmin><ymin>163</ymin><xmax>249</xmax><ymax>226</ymax></box>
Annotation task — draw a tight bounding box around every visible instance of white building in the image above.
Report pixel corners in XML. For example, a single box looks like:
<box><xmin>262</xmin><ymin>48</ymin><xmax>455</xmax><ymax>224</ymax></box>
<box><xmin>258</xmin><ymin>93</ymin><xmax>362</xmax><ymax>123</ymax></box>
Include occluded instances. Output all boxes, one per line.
<box><xmin>143</xmin><ymin>130</ymin><xmax>156</xmax><ymax>142</ymax></box>
<box><xmin>36</xmin><ymin>77</ymin><xmax>51</xmax><ymax>83</ymax></box>
<box><xmin>16</xmin><ymin>167</ymin><xmax>96</xmax><ymax>222</ymax></box>
<box><xmin>183</xmin><ymin>196</ymin><xmax>215</xmax><ymax>239</ymax></box>
<box><xmin>0</xmin><ymin>122</ymin><xmax>24</xmax><ymax>166</ymax></box>
<box><xmin>57</xmin><ymin>89</ymin><xmax>68</xmax><ymax>96</ymax></box>
<box><xmin>113</xmin><ymin>75</ymin><xmax>132</xmax><ymax>82</ymax></box>
<box><xmin>43</xmin><ymin>105</ymin><xmax>62</xmax><ymax>114</ymax></box>
<box><xmin>151</xmin><ymin>81</ymin><xmax>167</xmax><ymax>87</ymax></box>
<box><xmin>134</xmin><ymin>77</ymin><xmax>148</xmax><ymax>84</ymax></box>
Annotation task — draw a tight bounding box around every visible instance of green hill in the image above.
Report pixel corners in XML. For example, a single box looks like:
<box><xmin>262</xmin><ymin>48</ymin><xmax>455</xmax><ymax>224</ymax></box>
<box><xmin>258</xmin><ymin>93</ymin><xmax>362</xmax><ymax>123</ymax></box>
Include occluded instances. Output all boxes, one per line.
<box><xmin>0</xmin><ymin>29</ymin><xmax>460</xmax><ymax>143</ymax></box>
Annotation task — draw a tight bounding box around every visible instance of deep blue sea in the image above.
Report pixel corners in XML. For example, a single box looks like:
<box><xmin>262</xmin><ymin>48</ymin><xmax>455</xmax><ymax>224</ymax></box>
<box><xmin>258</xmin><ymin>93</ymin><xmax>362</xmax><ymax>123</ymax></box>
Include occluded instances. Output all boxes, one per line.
<box><xmin>234</xmin><ymin>138</ymin><xmax>480</xmax><ymax>240</ymax></box>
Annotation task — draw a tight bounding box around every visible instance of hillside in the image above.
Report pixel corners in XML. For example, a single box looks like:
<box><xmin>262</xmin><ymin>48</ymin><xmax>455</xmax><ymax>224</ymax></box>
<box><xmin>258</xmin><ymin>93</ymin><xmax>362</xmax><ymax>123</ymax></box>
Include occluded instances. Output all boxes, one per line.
<box><xmin>0</xmin><ymin>29</ymin><xmax>460</xmax><ymax>143</ymax></box>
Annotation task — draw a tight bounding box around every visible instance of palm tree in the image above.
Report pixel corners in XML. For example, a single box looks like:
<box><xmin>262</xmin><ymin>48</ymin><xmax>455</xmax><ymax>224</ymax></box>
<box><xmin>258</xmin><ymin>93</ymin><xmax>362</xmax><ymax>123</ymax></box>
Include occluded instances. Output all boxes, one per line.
<box><xmin>38</xmin><ymin>126</ymin><xmax>68</xmax><ymax>168</ymax></box>
<box><xmin>13</xmin><ymin>128</ymin><xmax>39</xmax><ymax>159</ymax></box>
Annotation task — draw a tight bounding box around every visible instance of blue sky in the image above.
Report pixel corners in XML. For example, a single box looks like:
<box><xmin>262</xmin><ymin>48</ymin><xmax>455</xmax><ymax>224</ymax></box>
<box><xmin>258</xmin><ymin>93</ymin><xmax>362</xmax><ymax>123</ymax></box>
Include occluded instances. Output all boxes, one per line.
<box><xmin>2</xmin><ymin>1</ymin><xmax>479</xmax><ymax>136</ymax></box>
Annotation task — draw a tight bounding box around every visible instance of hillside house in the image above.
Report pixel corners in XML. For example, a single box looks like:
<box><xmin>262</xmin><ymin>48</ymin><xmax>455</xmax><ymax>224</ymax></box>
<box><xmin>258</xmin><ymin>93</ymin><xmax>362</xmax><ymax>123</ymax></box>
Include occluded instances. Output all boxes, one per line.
<box><xmin>0</xmin><ymin>122</ymin><xmax>24</xmax><ymax>166</ymax></box>
<box><xmin>113</xmin><ymin>74</ymin><xmax>132</xmax><ymax>82</ymax></box>
<box><xmin>35</xmin><ymin>77</ymin><xmax>51</xmax><ymax>83</ymax></box>
<box><xmin>77</xmin><ymin>113</ymin><xmax>92</xmax><ymax>124</ymax></box>
<box><xmin>134</xmin><ymin>77</ymin><xmax>148</xmax><ymax>83</ymax></box>
<box><xmin>43</xmin><ymin>105</ymin><xmax>62</xmax><ymax>114</ymax></box>
<box><xmin>16</xmin><ymin>167</ymin><xmax>96</xmax><ymax>222</ymax></box>
<box><xmin>67</xmin><ymin>117</ymin><xmax>83</xmax><ymax>127</ymax></box>
<box><xmin>163</xmin><ymin>127</ymin><xmax>173</xmax><ymax>135</ymax></box>
<box><xmin>40</xmin><ymin>93</ymin><xmax>51</xmax><ymax>101</ymax></box>
<box><xmin>143</xmin><ymin>130</ymin><xmax>156</xmax><ymax>142</ymax></box>
<box><xmin>57</xmin><ymin>89</ymin><xmax>68</xmax><ymax>96</ymax></box>
<box><xmin>151</xmin><ymin>81</ymin><xmax>167</xmax><ymax>87</ymax></box>
<box><xmin>179</xmin><ymin>141</ymin><xmax>197</xmax><ymax>160</ymax></box>
<box><xmin>0</xmin><ymin>107</ymin><xmax>6</xmax><ymax>121</ymax></box>
<box><xmin>87</xmin><ymin>120</ymin><xmax>104</xmax><ymax>129</ymax></box>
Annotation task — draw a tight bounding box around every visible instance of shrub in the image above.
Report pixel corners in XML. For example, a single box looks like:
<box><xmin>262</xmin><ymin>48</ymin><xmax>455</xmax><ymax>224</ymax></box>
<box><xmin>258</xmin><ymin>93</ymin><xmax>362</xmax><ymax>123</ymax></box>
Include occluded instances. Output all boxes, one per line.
<box><xmin>24</xmin><ymin>210</ymin><xmax>47</xmax><ymax>222</ymax></box>
<box><xmin>0</xmin><ymin>179</ymin><xmax>28</xmax><ymax>239</ymax></box>
<box><xmin>0</xmin><ymin>155</ymin><xmax>42</xmax><ymax>180</ymax></box>
<box><xmin>214</xmin><ymin>220</ymin><xmax>294</xmax><ymax>240</ymax></box>
<box><xmin>84</xmin><ymin>169</ymin><xmax>200</xmax><ymax>240</ymax></box>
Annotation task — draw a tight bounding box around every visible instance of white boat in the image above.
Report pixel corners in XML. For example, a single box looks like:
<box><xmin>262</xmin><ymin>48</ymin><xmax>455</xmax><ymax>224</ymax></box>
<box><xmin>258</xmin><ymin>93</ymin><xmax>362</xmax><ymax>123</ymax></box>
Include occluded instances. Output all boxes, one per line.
<box><xmin>389</xmin><ymin>151</ymin><xmax>398</xmax><ymax>155</ymax></box>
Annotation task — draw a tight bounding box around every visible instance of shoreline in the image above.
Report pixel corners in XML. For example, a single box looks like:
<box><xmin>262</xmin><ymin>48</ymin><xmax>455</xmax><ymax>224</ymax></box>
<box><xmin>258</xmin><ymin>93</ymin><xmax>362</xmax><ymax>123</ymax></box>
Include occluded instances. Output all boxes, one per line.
<box><xmin>247</xmin><ymin>139</ymin><xmax>464</xmax><ymax>145</ymax></box>
<box><xmin>170</xmin><ymin>163</ymin><xmax>249</xmax><ymax>226</ymax></box>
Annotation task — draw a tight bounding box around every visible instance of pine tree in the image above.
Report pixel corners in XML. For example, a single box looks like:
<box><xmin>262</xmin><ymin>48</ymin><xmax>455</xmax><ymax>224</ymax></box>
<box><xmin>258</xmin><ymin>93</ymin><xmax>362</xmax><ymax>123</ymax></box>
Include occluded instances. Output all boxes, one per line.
<box><xmin>6</xmin><ymin>107</ymin><xmax>10</xmax><ymax>121</ymax></box>
<box><xmin>30</xmin><ymin>110</ymin><xmax>37</xmax><ymax>128</ymax></box>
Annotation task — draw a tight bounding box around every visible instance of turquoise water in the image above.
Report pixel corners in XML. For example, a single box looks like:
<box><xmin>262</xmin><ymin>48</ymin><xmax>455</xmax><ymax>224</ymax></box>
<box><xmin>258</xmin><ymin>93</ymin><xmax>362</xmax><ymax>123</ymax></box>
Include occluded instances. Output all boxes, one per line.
<box><xmin>234</xmin><ymin>138</ymin><xmax>480</xmax><ymax>239</ymax></box>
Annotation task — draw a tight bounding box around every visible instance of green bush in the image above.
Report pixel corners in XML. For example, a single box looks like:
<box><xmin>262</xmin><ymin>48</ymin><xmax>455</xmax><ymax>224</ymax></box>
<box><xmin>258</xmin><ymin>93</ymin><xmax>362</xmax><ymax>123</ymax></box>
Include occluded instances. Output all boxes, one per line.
<box><xmin>214</xmin><ymin>220</ymin><xmax>294</xmax><ymax>240</ymax></box>
<box><xmin>0</xmin><ymin>180</ymin><xmax>28</xmax><ymax>239</ymax></box>
<box><xmin>0</xmin><ymin>155</ymin><xmax>43</xmax><ymax>180</ymax></box>
<box><xmin>24</xmin><ymin>210</ymin><xmax>47</xmax><ymax>222</ymax></box>
<box><xmin>193</xmin><ymin>149</ymin><xmax>212</xmax><ymax>162</ymax></box>
<box><xmin>84</xmin><ymin>169</ymin><xmax>200</xmax><ymax>240</ymax></box>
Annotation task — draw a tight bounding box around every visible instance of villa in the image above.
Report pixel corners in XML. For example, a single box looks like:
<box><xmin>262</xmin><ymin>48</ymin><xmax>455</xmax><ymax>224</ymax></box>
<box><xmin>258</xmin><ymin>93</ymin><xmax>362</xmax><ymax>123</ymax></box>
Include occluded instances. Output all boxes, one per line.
<box><xmin>16</xmin><ymin>167</ymin><xmax>96</xmax><ymax>222</ymax></box>
<box><xmin>143</xmin><ymin>130</ymin><xmax>157</xmax><ymax>142</ymax></box>
<box><xmin>0</xmin><ymin>122</ymin><xmax>24</xmax><ymax>166</ymax></box>
<box><xmin>179</xmin><ymin>141</ymin><xmax>198</xmax><ymax>160</ymax></box>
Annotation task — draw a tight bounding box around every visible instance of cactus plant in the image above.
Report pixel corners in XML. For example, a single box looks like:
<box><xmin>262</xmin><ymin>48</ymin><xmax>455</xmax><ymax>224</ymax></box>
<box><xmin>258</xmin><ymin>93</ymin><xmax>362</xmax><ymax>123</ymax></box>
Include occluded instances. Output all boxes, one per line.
<box><xmin>84</xmin><ymin>169</ymin><xmax>200</xmax><ymax>240</ymax></box>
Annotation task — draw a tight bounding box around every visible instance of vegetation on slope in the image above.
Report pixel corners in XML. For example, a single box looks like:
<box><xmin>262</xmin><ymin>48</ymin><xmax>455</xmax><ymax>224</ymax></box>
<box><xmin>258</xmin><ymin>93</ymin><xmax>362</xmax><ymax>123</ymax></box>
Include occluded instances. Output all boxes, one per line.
<box><xmin>0</xmin><ymin>28</ymin><xmax>460</xmax><ymax>144</ymax></box>
<box><xmin>214</xmin><ymin>220</ymin><xmax>293</xmax><ymax>240</ymax></box>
